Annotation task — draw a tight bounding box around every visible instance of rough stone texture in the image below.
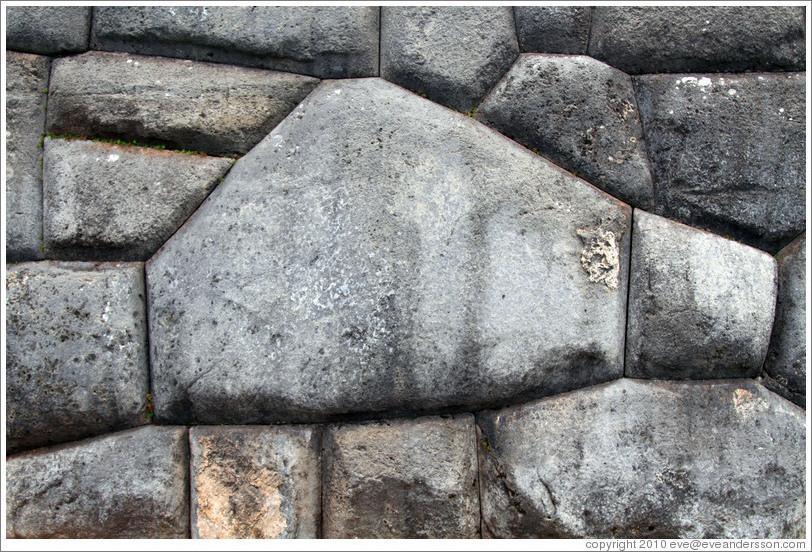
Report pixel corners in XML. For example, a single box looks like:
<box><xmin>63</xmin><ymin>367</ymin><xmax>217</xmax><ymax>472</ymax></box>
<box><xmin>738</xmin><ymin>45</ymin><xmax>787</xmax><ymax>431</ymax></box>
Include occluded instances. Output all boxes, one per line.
<box><xmin>43</xmin><ymin>138</ymin><xmax>233</xmax><ymax>262</ymax></box>
<box><xmin>6</xmin><ymin>262</ymin><xmax>149</xmax><ymax>454</ymax></box>
<box><xmin>91</xmin><ymin>6</ymin><xmax>379</xmax><ymax>78</ymax></box>
<box><xmin>514</xmin><ymin>7</ymin><xmax>593</xmax><ymax>54</ymax></box>
<box><xmin>6</xmin><ymin>51</ymin><xmax>49</xmax><ymax>262</ymax></box>
<box><xmin>589</xmin><ymin>6</ymin><xmax>806</xmax><ymax>74</ymax></box>
<box><xmin>6</xmin><ymin>426</ymin><xmax>189</xmax><ymax>539</ymax></box>
<box><xmin>634</xmin><ymin>72</ymin><xmax>806</xmax><ymax>253</ymax></box>
<box><xmin>6</xmin><ymin>6</ymin><xmax>91</xmax><ymax>54</ymax></box>
<box><xmin>190</xmin><ymin>425</ymin><xmax>321</xmax><ymax>539</ymax></box>
<box><xmin>477</xmin><ymin>55</ymin><xmax>653</xmax><ymax>209</ymax></box>
<box><xmin>147</xmin><ymin>78</ymin><xmax>631</xmax><ymax>425</ymax></box>
<box><xmin>46</xmin><ymin>51</ymin><xmax>320</xmax><ymax>157</ymax></box>
<box><xmin>323</xmin><ymin>415</ymin><xmax>479</xmax><ymax>538</ymax></box>
<box><xmin>625</xmin><ymin>210</ymin><xmax>777</xmax><ymax>380</ymax></box>
<box><xmin>477</xmin><ymin>379</ymin><xmax>806</xmax><ymax>539</ymax></box>
<box><xmin>380</xmin><ymin>7</ymin><xmax>519</xmax><ymax>112</ymax></box>
<box><xmin>762</xmin><ymin>234</ymin><xmax>807</xmax><ymax>408</ymax></box>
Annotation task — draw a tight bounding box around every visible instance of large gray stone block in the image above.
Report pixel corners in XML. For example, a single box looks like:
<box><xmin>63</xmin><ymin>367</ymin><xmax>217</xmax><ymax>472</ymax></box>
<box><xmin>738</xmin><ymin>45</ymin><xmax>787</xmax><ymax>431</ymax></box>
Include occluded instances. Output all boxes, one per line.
<box><xmin>43</xmin><ymin>137</ymin><xmax>233</xmax><ymax>261</ymax></box>
<box><xmin>6</xmin><ymin>426</ymin><xmax>189</xmax><ymax>539</ymax></box>
<box><xmin>91</xmin><ymin>6</ymin><xmax>379</xmax><ymax>78</ymax></box>
<box><xmin>147</xmin><ymin>78</ymin><xmax>631</xmax><ymax>424</ymax></box>
<box><xmin>6</xmin><ymin>262</ymin><xmax>149</xmax><ymax>454</ymax></box>
<box><xmin>763</xmin><ymin>234</ymin><xmax>807</xmax><ymax>407</ymax></box>
<box><xmin>514</xmin><ymin>7</ymin><xmax>593</xmax><ymax>54</ymax></box>
<box><xmin>634</xmin><ymin>72</ymin><xmax>806</xmax><ymax>253</ymax></box>
<box><xmin>380</xmin><ymin>7</ymin><xmax>518</xmax><ymax>112</ymax></box>
<box><xmin>477</xmin><ymin>379</ymin><xmax>806</xmax><ymax>538</ymax></box>
<box><xmin>323</xmin><ymin>415</ymin><xmax>479</xmax><ymax>538</ymax></box>
<box><xmin>589</xmin><ymin>6</ymin><xmax>805</xmax><ymax>74</ymax></box>
<box><xmin>6</xmin><ymin>51</ymin><xmax>48</xmax><ymax>262</ymax></box>
<box><xmin>190</xmin><ymin>425</ymin><xmax>321</xmax><ymax>539</ymax></box>
<box><xmin>6</xmin><ymin>6</ymin><xmax>91</xmax><ymax>54</ymax></box>
<box><xmin>46</xmin><ymin>51</ymin><xmax>319</xmax><ymax>157</ymax></box>
<box><xmin>625</xmin><ymin>210</ymin><xmax>777</xmax><ymax>380</ymax></box>
<box><xmin>476</xmin><ymin>55</ymin><xmax>653</xmax><ymax>208</ymax></box>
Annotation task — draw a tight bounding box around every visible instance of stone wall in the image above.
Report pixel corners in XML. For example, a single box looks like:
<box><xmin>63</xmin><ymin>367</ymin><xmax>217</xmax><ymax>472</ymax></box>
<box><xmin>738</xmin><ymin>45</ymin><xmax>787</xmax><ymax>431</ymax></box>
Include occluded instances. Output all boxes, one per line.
<box><xmin>5</xmin><ymin>5</ymin><xmax>807</xmax><ymax>540</ymax></box>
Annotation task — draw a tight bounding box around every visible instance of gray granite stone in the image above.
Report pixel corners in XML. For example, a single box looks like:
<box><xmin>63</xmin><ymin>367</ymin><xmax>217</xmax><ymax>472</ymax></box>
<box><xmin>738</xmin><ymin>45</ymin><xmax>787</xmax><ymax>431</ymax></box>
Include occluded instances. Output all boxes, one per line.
<box><xmin>6</xmin><ymin>6</ymin><xmax>90</xmax><ymax>54</ymax></box>
<box><xmin>6</xmin><ymin>262</ymin><xmax>149</xmax><ymax>454</ymax></box>
<box><xmin>514</xmin><ymin>6</ymin><xmax>592</xmax><ymax>54</ymax></box>
<box><xmin>380</xmin><ymin>6</ymin><xmax>518</xmax><ymax>112</ymax></box>
<box><xmin>625</xmin><ymin>210</ymin><xmax>777</xmax><ymax>380</ymax></box>
<box><xmin>323</xmin><ymin>415</ymin><xmax>479</xmax><ymax>538</ymax></box>
<box><xmin>477</xmin><ymin>379</ymin><xmax>806</xmax><ymax>538</ymax></box>
<box><xmin>46</xmin><ymin>51</ymin><xmax>319</xmax><ymax>157</ymax></box>
<box><xmin>147</xmin><ymin>78</ymin><xmax>631</xmax><ymax>424</ymax></box>
<box><xmin>633</xmin><ymin>72</ymin><xmax>806</xmax><ymax>253</ymax></box>
<box><xmin>477</xmin><ymin>54</ymin><xmax>653</xmax><ymax>208</ymax></box>
<box><xmin>91</xmin><ymin>6</ymin><xmax>379</xmax><ymax>78</ymax></box>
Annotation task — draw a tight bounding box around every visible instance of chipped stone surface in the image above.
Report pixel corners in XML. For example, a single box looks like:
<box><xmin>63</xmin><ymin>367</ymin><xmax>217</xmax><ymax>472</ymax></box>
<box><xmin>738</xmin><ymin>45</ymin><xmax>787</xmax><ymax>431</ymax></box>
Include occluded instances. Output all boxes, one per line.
<box><xmin>6</xmin><ymin>6</ymin><xmax>91</xmax><ymax>54</ymax></box>
<box><xmin>634</xmin><ymin>72</ymin><xmax>806</xmax><ymax>253</ymax></box>
<box><xmin>476</xmin><ymin>55</ymin><xmax>653</xmax><ymax>208</ymax></box>
<box><xmin>46</xmin><ymin>51</ymin><xmax>319</xmax><ymax>157</ymax></box>
<box><xmin>763</xmin><ymin>234</ymin><xmax>807</xmax><ymax>408</ymax></box>
<box><xmin>380</xmin><ymin>6</ymin><xmax>519</xmax><ymax>112</ymax></box>
<box><xmin>323</xmin><ymin>415</ymin><xmax>479</xmax><ymax>538</ymax></box>
<box><xmin>6</xmin><ymin>51</ymin><xmax>49</xmax><ymax>262</ymax></box>
<box><xmin>43</xmin><ymin>137</ymin><xmax>233</xmax><ymax>261</ymax></box>
<box><xmin>515</xmin><ymin>6</ymin><xmax>593</xmax><ymax>54</ymax></box>
<box><xmin>6</xmin><ymin>262</ymin><xmax>149</xmax><ymax>454</ymax></box>
<box><xmin>477</xmin><ymin>379</ymin><xmax>806</xmax><ymax>538</ymax></box>
<box><xmin>91</xmin><ymin>6</ymin><xmax>380</xmax><ymax>78</ymax></box>
<box><xmin>625</xmin><ymin>210</ymin><xmax>777</xmax><ymax>380</ymax></box>
<box><xmin>147</xmin><ymin>78</ymin><xmax>631</xmax><ymax>424</ymax></box>
<box><xmin>589</xmin><ymin>6</ymin><xmax>806</xmax><ymax>74</ymax></box>
<box><xmin>6</xmin><ymin>426</ymin><xmax>189</xmax><ymax>539</ymax></box>
<box><xmin>190</xmin><ymin>425</ymin><xmax>321</xmax><ymax>539</ymax></box>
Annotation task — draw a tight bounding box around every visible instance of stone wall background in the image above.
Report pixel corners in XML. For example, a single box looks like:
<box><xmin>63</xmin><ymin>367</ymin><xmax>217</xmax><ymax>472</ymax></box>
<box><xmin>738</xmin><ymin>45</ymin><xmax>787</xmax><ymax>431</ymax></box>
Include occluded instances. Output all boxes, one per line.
<box><xmin>4</xmin><ymin>5</ymin><xmax>808</xmax><ymax>540</ymax></box>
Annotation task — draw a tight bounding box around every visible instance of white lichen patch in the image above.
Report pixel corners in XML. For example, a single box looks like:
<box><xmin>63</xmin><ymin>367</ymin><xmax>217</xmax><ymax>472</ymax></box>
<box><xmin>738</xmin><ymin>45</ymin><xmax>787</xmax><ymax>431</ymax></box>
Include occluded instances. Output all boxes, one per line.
<box><xmin>733</xmin><ymin>388</ymin><xmax>769</xmax><ymax>420</ymax></box>
<box><xmin>576</xmin><ymin>225</ymin><xmax>620</xmax><ymax>290</ymax></box>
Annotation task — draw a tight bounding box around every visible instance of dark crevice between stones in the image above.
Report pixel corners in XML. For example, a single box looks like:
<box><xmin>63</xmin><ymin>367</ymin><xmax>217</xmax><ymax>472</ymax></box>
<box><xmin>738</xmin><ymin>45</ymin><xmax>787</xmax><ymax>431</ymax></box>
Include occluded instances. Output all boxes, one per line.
<box><xmin>142</xmin><ymin>262</ymin><xmax>155</xmax><ymax>427</ymax></box>
<box><xmin>622</xmin><ymin>207</ymin><xmax>635</xmax><ymax>377</ymax></box>
<box><xmin>377</xmin><ymin>6</ymin><xmax>382</xmax><ymax>77</ymax></box>
<box><xmin>87</xmin><ymin>6</ymin><xmax>96</xmax><ymax>53</ymax></box>
<box><xmin>584</xmin><ymin>7</ymin><xmax>596</xmax><ymax>55</ymax></box>
<box><xmin>511</xmin><ymin>7</ymin><xmax>522</xmax><ymax>52</ymax></box>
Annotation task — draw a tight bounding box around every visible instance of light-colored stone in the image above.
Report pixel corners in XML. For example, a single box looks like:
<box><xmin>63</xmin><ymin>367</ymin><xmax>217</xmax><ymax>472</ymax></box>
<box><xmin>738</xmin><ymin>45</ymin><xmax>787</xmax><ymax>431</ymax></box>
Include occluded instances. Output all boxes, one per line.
<box><xmin>515</xmin><ymin>6</ymin><xmax>593</xmax><ymax>54</ymax></box>
<box><xmin>6</xmin><ymin>6</ymin><xmax>90</xmax><ymax>54</ymax></box>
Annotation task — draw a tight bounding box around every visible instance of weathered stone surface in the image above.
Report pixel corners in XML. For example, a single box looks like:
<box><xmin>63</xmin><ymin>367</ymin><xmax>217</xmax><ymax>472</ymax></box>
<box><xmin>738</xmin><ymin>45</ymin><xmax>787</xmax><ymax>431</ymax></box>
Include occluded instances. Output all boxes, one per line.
<box><xmin>323</xmin><ymin>415</ymin><xmax>479</xmax><ymax>538</ymax></box>
<box><xmin>43</xmin><ymin>138</ymin><xmax>233</xmax><ymax>261</ymax></box>
<box><xmin>477</xmin><ymin>379</ymin><xmax>806</xmax><ymax>538</ymax></box>
<box><xmin>46</xmin><ymin>51</ymin><xmax>319</xmax><ymax>157</ymax></box>
<box><xmin>589</xmin><ymin>6</ymin><xmax>806</xmax><ymax>74</ymax></box>
<box><xmin>625</xmin><ymin>210</ymin><xmax>777</xmax><ymax>380</ymax></box>
<box><xmin>91</xmin><ymin>6</ymin><xmax>379</xmax><ymax>78</ymax></box>
<box><xmin>6</xmin><ymin>6</ymin><xmax>91</xmax><ymax>54</ymax></box>
<box><xmin>380</xmin><ymin>7</ymin><xmax>518</xmax><ymax>112</ymax></box>
<box><xmin>6</xmin><ymin>262</ymin><xmax>148</xmax><ymax>454</ymax></box>
<box><xmin>633</xmin><ymin>72</ymin><xmax>806</xmax><ymax>253</ymax></box>
<box><xmin>762</xmin><ymin>234</ymin><xmax>806</xmax><ymax>407</ymax></box>
<box><xmin>6</xmin><ymin>51</ymin><xmax>48</xmax><ymax>262</ymax></box>
<box><xmin>477</xmin><ymin>55</ymin><xmax>653</xmax><ymax>208</ymax></box>
<box><xmin>6</xmin><ymin>426</ymin><xmax>189</xmax><ymax>539</ymax></box>
<box><xmin>514</xmin><ymin>7</ymin><xmax>592</xmax><ymax>54</ymax></box>
<box><xmin>147</xmin><ymin>78</ymin><xmax>631</xmax><ymax>424</ymax></box>
<box><xmin>190</xmin><ymin>425</ymin><xmax>321</xmax><ymax>539</ymax></box>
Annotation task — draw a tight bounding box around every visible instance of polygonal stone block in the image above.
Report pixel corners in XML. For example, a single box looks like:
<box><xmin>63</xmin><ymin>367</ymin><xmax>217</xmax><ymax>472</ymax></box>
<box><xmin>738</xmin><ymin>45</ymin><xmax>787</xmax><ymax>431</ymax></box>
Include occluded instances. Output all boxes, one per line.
<box><xmin>6</xmin><ymin>6</ymin><xmax>91</xmax><ymax>54</ymax></box>
<box><xmin>514</xmin><ymin>6</ymin><xmax>593</xmax><ymax>54</ymax></box>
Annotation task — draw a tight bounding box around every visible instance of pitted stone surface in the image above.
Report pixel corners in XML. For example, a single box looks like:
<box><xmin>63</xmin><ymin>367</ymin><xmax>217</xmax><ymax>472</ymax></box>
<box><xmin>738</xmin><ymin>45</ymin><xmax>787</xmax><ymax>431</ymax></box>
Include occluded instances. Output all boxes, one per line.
<box><xmin>46</xmin><ymin>51</ymin><xmax>319</xmax><ymax>157</ymax></box>
<box><xmin>634</xmin><ymin>72</ymin><xmax>806</xmax><ymax>253</ymax></box>
<box><xmin>6</xmin><ymin>262</ymin><xmax>149</xmax><ymax>454</ymax></box>
<box><xmin>477</xmin><ymin>379</ymin><xmax>806</xmax><ymax>539</ymax></box>
<box><xmin>514</xmin><ymin>7</ymin><xmax>593</xmax><ymax>54</ymax></box>
<box><xmin>625</xmin><ymin>211</ymin><xmax>777</xmax><ymax>380</ymax></box>
<box><xmin>763</xmin><ymin>234</ymin><xmax>807</xmax><ymax>408</ymax></box>
<box><xmin>6</xmin><ymin>6</ymin><xmax>91</xmax><ymax>54</ymax></box>
<box><xmin>589</xmin><ymin>6</ymin><xmax>806</xmax><ymax>74</ymax></box>
<box><xmin>323</xmin><ymin>415</ymin><xmax>479</xmax><ymax>538</ymax></box>
<box><xmin>190</xmin><ymin>426</ymin><xmax>321</xmax><ymax>539</ymax></box>
<box><xmin>380</xmin><ymin>7</ymin><xmax>519</xmax><ymax>112</ymax></box>
<box><xmin>6</xmin><ymin>426</ymin><xmax>189</xmax><ymax>539</ymax></box>
<box><xmin>476</xmin><ymin>55</ymin><xmax>653</xmax><ymax>208</ymax></box>
<box><xmin>43</xmin><ymin>138</ymin><xmax>233</xmax><ymax>261</ymax></box>
<box><xmin>147</xmin><ymin>78</ymin><xmax>631</xmax><ymax>425</ymax></box>
<box><xmin>91</xmin><ymin>6</ymin><xmax>380</xmax><ymax>78</ymax></box>
<box><xmin>6</xmin><ymin>51</ymin><xmax>49</xmax><ymax>262</ymax></box>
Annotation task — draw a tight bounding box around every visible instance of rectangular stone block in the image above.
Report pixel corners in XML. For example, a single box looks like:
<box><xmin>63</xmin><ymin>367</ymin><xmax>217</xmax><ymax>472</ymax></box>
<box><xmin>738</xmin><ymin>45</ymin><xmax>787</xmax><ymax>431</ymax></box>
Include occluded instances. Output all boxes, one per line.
<box><xmin>6</xmin><ymin>6</ymin><xmax>90</xmax><ymax>54</ymax></box>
